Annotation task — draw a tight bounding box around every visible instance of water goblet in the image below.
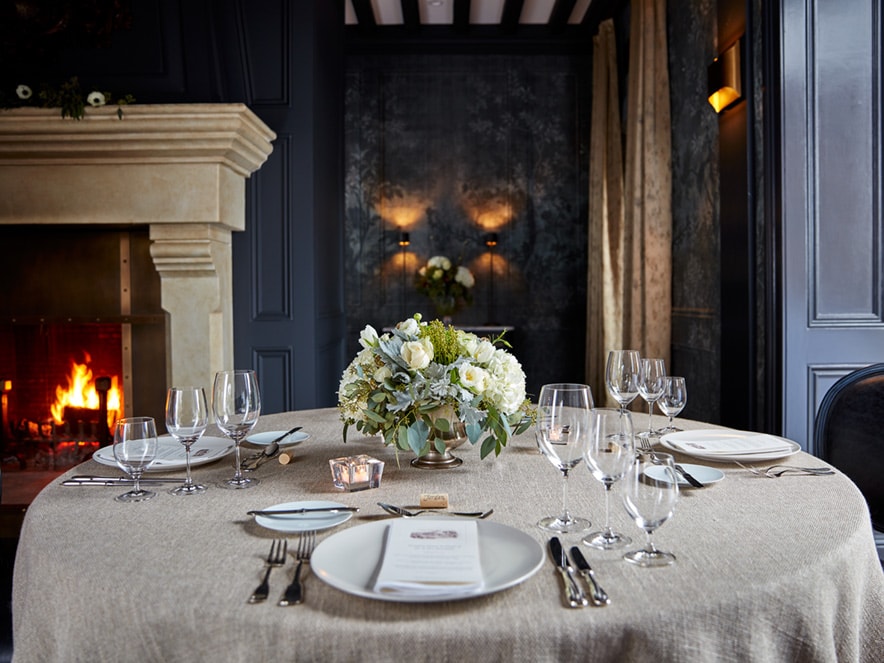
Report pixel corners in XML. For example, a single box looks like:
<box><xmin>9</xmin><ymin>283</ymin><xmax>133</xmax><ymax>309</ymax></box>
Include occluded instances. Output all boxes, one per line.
<box><xmin>212</xmin><ymin>369</ymin><xmax>262</xmax><ymax>489</ymax></box>
<box><xmin>622</xmin><ymin>452</ymin><xmax>679</xmax><ymax>566</ymax></box>
<box><xmin>535</xmin><ymin>383</ymin><xmax>593</xmax><ymax>533</ymax></box>
<box><xmin>605</xmin><ymin>350</ymin><xmax>641</xmax><ymax>412</ymax></box>
<box><xmin>582</xmin><ymin>407</ymin><xmax>635</xmax><ymax>550</ymax></box>
<box><xmin>112</xmin><ymin>416</ymin><xmax>158</xmax><ymax>503</ymax></box>
<box><xmin>657</xmin><ymin>376</ymin><xmax>687</xmax><ymax>434</ymax></box>
<box><xmin>637</xmin><ymin>358</ymin><xmax>666</xmax><ymax>442</ymax></box>
<box><xmin>165</xmin><ymin>386</ymin><xmax>209</xmax><ymax>495</ymax></box>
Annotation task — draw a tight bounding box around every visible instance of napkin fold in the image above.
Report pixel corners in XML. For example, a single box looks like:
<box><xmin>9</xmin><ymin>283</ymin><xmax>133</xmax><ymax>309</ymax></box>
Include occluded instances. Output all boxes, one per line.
<box><xmin>373</xmin><ymin>519</ymin><xmax>484</xmax><ymax>598</ymax></box>
<box><xmin>669</xmin><ymin>432</ymin><xmax>792</xmax><ymax>455</ymax></box>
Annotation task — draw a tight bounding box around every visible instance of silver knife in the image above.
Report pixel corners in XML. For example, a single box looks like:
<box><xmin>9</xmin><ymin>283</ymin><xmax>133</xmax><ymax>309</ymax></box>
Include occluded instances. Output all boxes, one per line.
<box><xmin>548</xmin><ymin>537</ymin><xmax>588</xmax><ymax>608</ymax></box>
<box><xmin>247</xmin><ymin>507</ymin><xmax>359</xmax><ymax>517</ymax></box>
<box><xmin>569</xmin><ymin>546</ymin><xmax>610</xmax><ymax>606</ymax></box>
<box><xmin>63</xmin><ymin>477</ymin><xmax>187</xmax><ymax>485</ymax></box>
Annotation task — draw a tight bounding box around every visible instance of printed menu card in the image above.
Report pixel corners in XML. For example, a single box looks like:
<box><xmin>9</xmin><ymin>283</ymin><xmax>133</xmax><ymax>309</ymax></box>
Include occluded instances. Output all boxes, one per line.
<box><xmin>373</xmin><ymin>519</ymin><xmax>484</xmax><ymax>597</ymax></box>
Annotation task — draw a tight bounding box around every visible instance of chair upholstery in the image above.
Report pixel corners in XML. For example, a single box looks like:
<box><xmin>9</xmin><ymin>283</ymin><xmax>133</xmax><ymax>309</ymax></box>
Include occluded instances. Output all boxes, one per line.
<box><xmin>814</xmin><ymin>363</ymin><xmax>884</xmax><ymax>560</ymax></box>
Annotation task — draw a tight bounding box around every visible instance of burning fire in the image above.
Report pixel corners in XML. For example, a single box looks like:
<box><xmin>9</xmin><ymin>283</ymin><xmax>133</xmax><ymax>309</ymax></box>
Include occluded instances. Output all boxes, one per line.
<box><xmin>50</xmin><ymin>354</ymin><xmax>122</xmax><ymax>429</ymax></box>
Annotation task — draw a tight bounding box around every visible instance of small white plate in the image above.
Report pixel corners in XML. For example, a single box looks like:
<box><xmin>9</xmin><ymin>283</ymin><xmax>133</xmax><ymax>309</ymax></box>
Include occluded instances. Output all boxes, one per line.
<box><xmin>645</xmin><ymin>462</ymin><xmax>725</xmax><ymax>487</ymax></box>
<box><xmin>245</xmin><ymin>430</ymin><xmax>310</xmax><ymax>446</ymax></box>
<box><xmin>254</xmin><ymin>500</ymin><xmax>353</xmax><ymax>533</ymax></box>
<box><xmin>311</xmin><ymin>519</ymin><xmax>545</xmax><ymax>603</ymax></box>
<box><xmin>92</xmin><ymin>435</ymin><xmax>234</xmax><ymax>472</ymax></box>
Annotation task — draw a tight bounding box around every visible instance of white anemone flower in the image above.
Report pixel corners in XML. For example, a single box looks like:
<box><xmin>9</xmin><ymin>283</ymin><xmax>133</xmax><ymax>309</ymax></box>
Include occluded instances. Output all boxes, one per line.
<box><xmin>16</xmin><ymin>85</ymin><xmax>32</xmax><ymax>100</ymax></box>
<box><xmin>87</xmin><ymin>91</ymin><xmax>107</xmax><ymax>107</ymax></box>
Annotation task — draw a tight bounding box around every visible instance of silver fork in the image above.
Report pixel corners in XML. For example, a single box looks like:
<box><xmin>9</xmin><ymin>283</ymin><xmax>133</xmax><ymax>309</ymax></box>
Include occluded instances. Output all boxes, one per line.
<box><xmin>733</xmin><ymin>460</ymin><xmax>834</xmax><ymax>478</ymax></box>
<box><xmin>248</xmin><ymin>539</ymin><xmax>287</xmax><ymax>604</ymax></box>
<box><xmin>278</xmin><ymin>530</ymin><xmax>316</xmax><ymax>606</ymax></box>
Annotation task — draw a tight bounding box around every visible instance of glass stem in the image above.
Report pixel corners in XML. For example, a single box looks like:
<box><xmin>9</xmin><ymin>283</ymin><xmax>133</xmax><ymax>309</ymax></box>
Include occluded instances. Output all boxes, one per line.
<box><xmin>603</xmin><ymin>483</ymin><xmax>612</xmax><ymax>534</ymax></box>
<box><xmin>645</xmin><ymin>530</ymin><xmax>656</xmax><ymax>553</ymax></box>
<box><xmin>133</xmin><ymin>472</ymin><xmax>141</xmax><ymax>494</ymax></box>
<box><xmin>183</xmin><ymin>442</ymin><xmax>193</xmax><ymax>487</ymax></box>
<box><xmin>647</xmin><ymin>401</ymin><xmax>654</xmax><ymax>433</ymax></box>
<box><xmin>560</xmin><ymin>469</ymin><xmax>571</xmax><ymax>521</ymax></box>
<box><xmin>231</xmin><ymin>437</ymin><xmax>244</xmax><ymax>480</ymax></box>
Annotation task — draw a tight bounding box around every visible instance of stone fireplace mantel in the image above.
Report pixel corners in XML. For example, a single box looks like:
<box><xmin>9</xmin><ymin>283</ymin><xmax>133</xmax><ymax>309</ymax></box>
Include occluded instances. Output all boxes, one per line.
<box><xmin>0</xmin><ymin>104</ymin><xmax>276</xmax><ymax>396</ymax></box>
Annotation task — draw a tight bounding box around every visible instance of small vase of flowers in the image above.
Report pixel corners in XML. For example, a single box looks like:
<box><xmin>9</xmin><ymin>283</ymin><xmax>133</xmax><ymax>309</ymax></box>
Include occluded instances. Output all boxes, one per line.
<box><xmin>415</xmin><ymin>256</ymin><xmax>475</xmax><ymax>319</ymax></box>
<box><xmin>338</xmin><ymin>315</ymin><xmax>534</xmax><ymax>467</ymax></box>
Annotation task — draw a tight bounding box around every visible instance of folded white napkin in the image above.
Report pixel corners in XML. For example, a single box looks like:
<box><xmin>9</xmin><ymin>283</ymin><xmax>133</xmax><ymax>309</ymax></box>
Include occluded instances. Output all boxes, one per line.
<box><xmin>373</xmin><ymin>519</ymin><xmax>484</xmax><ymax>598</ymax></box>
<box><xmin>669</xmin><ymin>432</ymin><xmax>792</xmax><ymax>455</ymax></box>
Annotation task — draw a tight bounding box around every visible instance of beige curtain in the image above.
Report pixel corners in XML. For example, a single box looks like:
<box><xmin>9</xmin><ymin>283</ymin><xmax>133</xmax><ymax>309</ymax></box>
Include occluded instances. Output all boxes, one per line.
<box><xmin>586</xmin><ymin>0</ymin><xmax>672</xmax><ymax>405</ymax></box>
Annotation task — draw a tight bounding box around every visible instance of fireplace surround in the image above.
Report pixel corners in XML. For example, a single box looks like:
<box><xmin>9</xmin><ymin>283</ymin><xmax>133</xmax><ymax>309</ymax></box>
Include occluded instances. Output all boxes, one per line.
<box><xmin>0</xmin><ymin>104</ymin><xmax>275</xmax><ymax>425</ymax></box>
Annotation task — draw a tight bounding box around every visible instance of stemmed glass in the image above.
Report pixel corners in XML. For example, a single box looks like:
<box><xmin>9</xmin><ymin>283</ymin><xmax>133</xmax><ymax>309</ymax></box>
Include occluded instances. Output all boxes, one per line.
<box><xmin>112</xmin><ymin>416</ymin><xmax>158</xmax><ymax>503</ymax></box>
<box><xmin>606</xmin><ymin>350</ymin><xmax>641</xmax><ymax>412</ymax></box>
<box><xmin>165</xmin><ymin>386</ymin><xmax>209</xmax><ymax>495</ymax></box>
<box><xmin>212</xmin><ymin>369</ymin><xmax>262</xmax><ymax>489</ymax></box>
<box><xmin>637</xmin><ymin>358</ymin><xmax>666</xmax><ymax>441</ymax></box>
<box><xmin>535</xmin><ymin>383</ymin><xmax>593</xmax><ymax>533</ymax></box>
<box><xmin>582</xmin><ymin>408</ymin><xmax>635</xmax><ymax>549</ymax></box>
<box><xmin>657</xmin><ymin>376</ymin><xmax>687</xmax><ymax>434</ymax></box>
<box><xmin>622</xmin><ymin>452</ymin><xmax>679</xmax><ymax>566</ymax></box>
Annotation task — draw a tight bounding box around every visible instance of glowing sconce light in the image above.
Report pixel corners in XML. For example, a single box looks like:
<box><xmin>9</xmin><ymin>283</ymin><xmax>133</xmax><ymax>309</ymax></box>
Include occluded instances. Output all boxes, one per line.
<box><xmin>398</xmin><ymin>231</ymin><xmax>410</xmax><ymax>246</ymax></box>
<box><xmin>708</xmin><ymin>39</ymin><xmax>742</xmax><ymax>113</ymax></box>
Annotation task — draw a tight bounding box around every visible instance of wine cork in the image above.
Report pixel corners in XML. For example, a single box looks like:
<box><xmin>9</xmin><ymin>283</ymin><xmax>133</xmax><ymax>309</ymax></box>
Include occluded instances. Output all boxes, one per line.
<box><xmin>419</xmin><ymin>492</ymin><xmax>449</xmax><ymax>508</ymax></box>
<box><xmin>278</xmin><ymin>452</ymin><xmax>294</xmax><ymax>465</ymax></box>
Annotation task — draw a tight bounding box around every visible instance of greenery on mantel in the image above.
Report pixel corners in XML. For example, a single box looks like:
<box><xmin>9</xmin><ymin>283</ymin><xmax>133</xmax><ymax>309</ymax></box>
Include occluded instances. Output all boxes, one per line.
<box><xmin>1</xmin><ymin>76</ymin><xmax>134</xmax><ymax>120</ymax></box>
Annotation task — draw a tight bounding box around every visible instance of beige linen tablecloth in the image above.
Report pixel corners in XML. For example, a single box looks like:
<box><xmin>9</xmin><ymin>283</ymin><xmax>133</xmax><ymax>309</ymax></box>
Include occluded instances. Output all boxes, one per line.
<box><xmin>12</xmin><ymin>409</ymin><xmax>884</xmax><ymax>662</ymax></box>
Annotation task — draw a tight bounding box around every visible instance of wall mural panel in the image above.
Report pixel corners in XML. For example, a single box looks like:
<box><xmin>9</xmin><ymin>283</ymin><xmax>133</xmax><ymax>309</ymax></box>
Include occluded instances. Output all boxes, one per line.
<box><xmin>344</xmin><ymin>55</ymin><xmax>590</xmax><ymax>400</ymax></box>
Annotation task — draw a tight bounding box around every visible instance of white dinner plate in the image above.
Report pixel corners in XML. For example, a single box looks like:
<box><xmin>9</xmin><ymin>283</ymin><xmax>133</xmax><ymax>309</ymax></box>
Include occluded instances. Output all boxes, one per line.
<box><xmin>254</xmin><ymin>500</ymin><xmax>353</xmax><ymax>533</ymax></box>
<box><xmin>311</xmin><ymin>519</ymin><xmax>545</xmax><ymax>603</ymax></box>
<box><xmin>92</xmin><ymin>435</ymin><xmax>234</xmax><ymax>472</ymax></box>
<box><xmin>645</xmin><ymin>462</ymin><xmax>725</xmax><ymax>487</ymax></box>
<box><xmin>245</xmin><ymin>430</ymin><xmax>310</xmax><ymax>446</ymax></box>
<box><xmin>659</xmin><ymin>429</ymin><xmax>801</xmax><ymax>462</ymax></box>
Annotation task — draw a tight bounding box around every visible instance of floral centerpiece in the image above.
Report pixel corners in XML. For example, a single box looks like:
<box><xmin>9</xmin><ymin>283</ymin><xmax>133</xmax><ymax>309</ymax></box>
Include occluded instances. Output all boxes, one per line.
<box><xmin>338</xmin><ymin>314</ymin><xmax>534</xmax><ymax>462</ymax></box>
<box><xmin>415</xmin><ymin>255</ymin><xmax>475</xmax><ymax>317</ymax></box>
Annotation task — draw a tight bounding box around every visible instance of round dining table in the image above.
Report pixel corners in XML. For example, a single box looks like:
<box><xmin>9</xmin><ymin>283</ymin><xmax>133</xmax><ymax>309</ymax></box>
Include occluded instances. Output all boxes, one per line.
<box><xmin>11</xmin><ymin>408</ymin><xmax>884</xmax><ymax>662</ymax></box>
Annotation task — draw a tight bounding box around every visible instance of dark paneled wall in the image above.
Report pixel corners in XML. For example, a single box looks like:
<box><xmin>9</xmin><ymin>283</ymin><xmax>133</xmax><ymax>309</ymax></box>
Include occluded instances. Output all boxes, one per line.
<box><xmin>343</xmin><ymin>55</ymin><xmax>590</xmax><ymax>401</ymax></box>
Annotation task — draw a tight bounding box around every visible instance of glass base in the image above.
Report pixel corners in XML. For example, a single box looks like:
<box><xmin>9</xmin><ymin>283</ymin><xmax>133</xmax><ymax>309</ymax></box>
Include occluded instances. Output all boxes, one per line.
<box><xmin>170</xmin><ymin>483</ymin><xmax>207</xmax><ymax>496</ymax></box>
<box><xmin>638</xmin><ymin>430</ymin><xmax>660</xmax><ymax>440</ymax></box>
<box><xmin>115</xmin><ymin>489</ymin><xmax>156</xmax><ymax>503</ymax></box>
<box><xmin>582</xmin><ymin>529</ymin><xmax>631</xmax><ymax>550</ymax></box>
<box><xmin>655</xmin><ymin>426</ymin><xmax>682</xmax><ymax>435</ymax></box>
<box><xmin>623</xmin><ymin>548</ymin><xmax>677</xmax><ymax>567</ymax></box>
<box><xmin>219</xmin><ymin>476</ymin><xmax>259</xmax><ymax>490</ymax></box>
<box><xmin>537</xmin><ymin>515</ymin><xmax>591</xmax><ymax>534</ymax></box>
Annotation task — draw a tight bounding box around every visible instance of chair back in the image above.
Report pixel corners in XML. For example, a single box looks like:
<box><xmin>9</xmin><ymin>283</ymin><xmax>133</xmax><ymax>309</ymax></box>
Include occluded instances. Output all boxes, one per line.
<box><xmin>814</xmin><ymin>363</ymin><xmax>884</xmax><ymax>532</ymax></box>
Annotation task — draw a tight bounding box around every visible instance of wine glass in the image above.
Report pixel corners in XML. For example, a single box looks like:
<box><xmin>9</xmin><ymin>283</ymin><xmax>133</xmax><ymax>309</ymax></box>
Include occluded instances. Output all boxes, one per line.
<box><xmin>112</xmin><ymin>416</ymin><xmax>158</xmax><ymax>503</ymax></box>
<box><xmin>212</xmin><ymin>369</ymin><xmax>262</xmax><ymax>489</ymax></box>
<box><xmin>657</xmin><ymin>376</ymin><xmax>687</xmax><ymax>434</ymax></box>
<box><xmin>622</xmin><ymin>452</ymin><xmax>679</xmax><ymax>566</ymax></box>
<box><xmin>582</xmin><ymin>407</ymin><xmax>635</xmax><ymax>549</ymax></box>
<box><xmin>165</xmin><ymin>386</ymin><xmax>209</xmax><ymax>495</ymax></box>
<box><xmin>637</xmin><ymin>358</ymin><xmax>666</xmax><ymax>442</ymax></box>
<box><xmin>605</xmin><ymin>350</ymin><xmax>641</xmax><ymax>412</ymax></box>
<box><xmin>535</xmin><ymin>383</ymin><xmax>593</xmax><ymax>533</ymax></box>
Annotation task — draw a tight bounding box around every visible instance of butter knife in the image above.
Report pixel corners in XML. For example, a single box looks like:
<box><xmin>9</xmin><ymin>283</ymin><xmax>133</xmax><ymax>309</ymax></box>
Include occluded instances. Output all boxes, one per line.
<box><xmin>674</xmin><ymin>464</ymin><xmax>705</xmax><ymax>488</ymax></box>
<box><xmin>569</xmin><ymin>546</ymin><xmax>610</xmax><ymax>606</ymax></box>
<box><xmin>247</xmin><ymin>507</ymin><xmax>359</xmax><ymax>517</ymax></box>
<box><xmin>549</xmin><ymin>537</ymin><xmax>588</xmax><ymax>608</ymax></box>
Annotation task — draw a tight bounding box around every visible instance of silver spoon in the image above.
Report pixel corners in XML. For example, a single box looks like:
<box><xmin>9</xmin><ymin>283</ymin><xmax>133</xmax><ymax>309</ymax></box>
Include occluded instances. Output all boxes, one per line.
<box><xmin>376</xmin><ymin>502</ymin><xmax>493</xmax><ymax>518</ymax></box>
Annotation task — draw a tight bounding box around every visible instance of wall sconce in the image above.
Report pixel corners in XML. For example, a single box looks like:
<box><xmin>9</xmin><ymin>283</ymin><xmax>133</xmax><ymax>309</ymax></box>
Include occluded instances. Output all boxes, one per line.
<box><xmin>708</xmin><ymin>39</ymin><xmax>742</xmax><ymax>113</ymax></box>
<box><xmin>484</xmin><ymin>232</ymin><xmax>498</xmax><ymax>247</ymax></box>
<box><xmin>398</xmin><ymin>231</ymin><xmax>410</xmax><ymax>246</ymax></box>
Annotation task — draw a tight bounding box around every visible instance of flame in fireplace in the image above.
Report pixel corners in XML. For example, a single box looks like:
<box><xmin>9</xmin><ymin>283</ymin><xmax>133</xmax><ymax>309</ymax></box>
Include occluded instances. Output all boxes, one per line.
<box><xmin>50</xmin><ymin>355</ymin><xmax>122</xmax><ymax>428</ymax></box>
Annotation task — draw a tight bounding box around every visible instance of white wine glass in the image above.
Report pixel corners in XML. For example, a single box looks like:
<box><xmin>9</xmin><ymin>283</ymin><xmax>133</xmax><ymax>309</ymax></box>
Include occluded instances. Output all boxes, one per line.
<box><xmin>637</xmin><ymin>358</ymin><xmax>666</xmax><ymax>442</ymax></box>
<box><xmin>535</xmin><ymin>383</ymin><xmax>593</xmax><ymax>533</ymax></box>
<box><xmin>212</xmin><ymin>369</ymin><xmax>262</xmax><ymax>489</ymax></box>
<box><xmin>165</xmin><ymin>386</ymin><xmax>209</xmax><ymax>495</ymax></box>
<box><xmin>606</xmin><ymin>350</ymin><xmax>641</xmax><ymax>412</ymax></box>
<box><xmin>622</xmin><ymin>452</ymin><xmax>679</xmax><ymax>566</ymax></box>
<box><xmin>112</xmin><ymin>416</ymin><xmax>158</xmax><ymax>503</ymax></box>
<box><xmin>657</xmin><ymin>376</ymin><xmax>687</xmax><ymax>434</ymax></box>
<box><xmin>582</xmin><ymin>407</ymin><xmax>635</xmax><ymax>550</ymax></box>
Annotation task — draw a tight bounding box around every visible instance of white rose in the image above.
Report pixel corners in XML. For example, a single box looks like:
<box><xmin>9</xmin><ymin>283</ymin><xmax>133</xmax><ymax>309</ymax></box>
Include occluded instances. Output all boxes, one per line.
<box><xmin>401</xmin><ymin>339</ymin><xmax>433</xmax><ymax>370</ymax></box>
<box><xmin>373</xmin><ymin>365</ymin><xmax>392</xmax><ymax>383</ymax></box>
<box><xmin>458</xmin><ymin>363</ymin><xmax>488</xmax><ymax>393</ymax></box>
<box><xmin>440</xmin><ymin>256</ymin><xmax>451</xmax><ymax>270</ymax></box>
<box><xmin>459</xmin><ymin>334</ymin><xmax>478</xmax><ymax>357</ymax></box>
<box><xmin>455</xmin><ymin>266</ymin><xmax>475</xmax><ymax>288</ymax></box>
<box><xmin>428</xmin><ymin>256</ymin><xmax>445</xmax><ymax>268</ymax></box>
<box><xmin>432</xmin><ymin>268</ymin><xmax>444</xmax><ymax>280</ymax></box>
<box><xmin>396</xmin><ymin>317</ymin><xmax>420</xmax><ymax>337</ymax></box>
<box><xmin>87</xmin><ymin>91</ymin><xmax>106</xmax><ymax>107</ymax></box>
<box><xmin>473</xmin><ymin>340</ymin><xmax>495</xmax><ymax>364</ymax></box>
<box><xmin>358</xmin><ymin>324</ymin><xmax>379</xmax><ymax>349</ymax></box>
